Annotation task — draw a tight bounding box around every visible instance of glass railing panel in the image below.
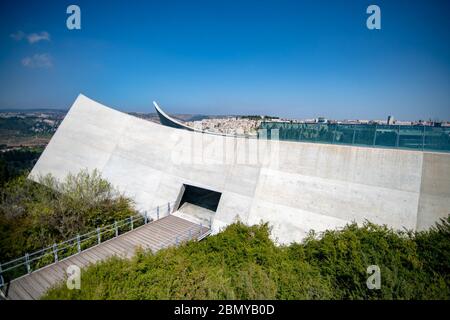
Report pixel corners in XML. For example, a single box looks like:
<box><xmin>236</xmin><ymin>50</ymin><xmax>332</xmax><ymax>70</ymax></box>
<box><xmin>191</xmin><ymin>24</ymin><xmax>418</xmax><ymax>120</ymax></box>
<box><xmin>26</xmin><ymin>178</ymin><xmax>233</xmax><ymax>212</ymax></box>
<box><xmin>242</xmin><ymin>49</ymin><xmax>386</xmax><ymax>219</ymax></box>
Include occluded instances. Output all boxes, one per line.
<box><xmin>353</xmin><ymin>125</ymin><xmax>376</xmax><ymax>146</ymax></box>
<box><xmin>374</xmin><ymin>125</ymin><xmax>398</xmax><ymax>147</ymax></box>
<box><xmin>298</xmin><ymin>124</ymin><xmax>318</xmax><ymax>142</ymax></box>
<box><xmin>316</xmin><ymin>124</ymin><xmax>334</xmax><ymax>143</ymax></box>
<box><xmin>259</xmin><ymin>122</ymin><xmax>450</xmax><ymax>152</ymax></box>
<box><xmin>333</xmin><ymin>124</ymin><xmax>356</xmax><ymax>145</ymax></box>
<box><xmin>398</xmin><ymin>126</ymin><xmax>424</xmax><ymax>150</ymax></box>
<box><xmin>424</xmin><ymin>126</ymin><xmax>450</xmax><ymax>152</ymax></box>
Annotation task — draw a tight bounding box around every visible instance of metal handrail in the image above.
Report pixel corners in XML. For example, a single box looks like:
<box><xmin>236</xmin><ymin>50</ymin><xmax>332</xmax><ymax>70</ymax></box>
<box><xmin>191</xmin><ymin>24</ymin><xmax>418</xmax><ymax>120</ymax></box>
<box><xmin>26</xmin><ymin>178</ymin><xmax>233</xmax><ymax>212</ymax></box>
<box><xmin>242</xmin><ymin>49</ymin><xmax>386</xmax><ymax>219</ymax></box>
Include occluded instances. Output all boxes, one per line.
<box><xmin>0</xmin><ymin>201</ymin><xmax>175</xmax><ymax>284</ymax></box>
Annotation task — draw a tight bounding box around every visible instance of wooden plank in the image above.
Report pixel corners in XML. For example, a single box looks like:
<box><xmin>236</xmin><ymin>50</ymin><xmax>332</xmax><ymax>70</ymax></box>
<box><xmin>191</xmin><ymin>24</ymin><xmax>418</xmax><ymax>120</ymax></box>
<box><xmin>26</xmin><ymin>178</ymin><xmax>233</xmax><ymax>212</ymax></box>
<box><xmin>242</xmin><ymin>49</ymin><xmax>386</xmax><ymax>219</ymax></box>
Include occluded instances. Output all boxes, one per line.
<box><xmin>137</xmin><ymin>230</ymin><xmax>169</xmax><ymax>243</ymax></box>
<box><xmin>168</xmin><ymin>223</ymin><xmax>200</xmax><ymax>232</ymax></box>
<box><xmin>142</xmin><ymin>227</ymin><xmax>181</xmax><ymax>242</ymax></box>
<box><xmin>64</xmin><ymin>256</ymin><xmax>84</xmax><ymax>269</ymax></box>
<box><xmin>121</xmin><ymin>232</ymin><xmax>146</xmax><ymax>244</ymax></box>
<box><xmin>81</xmin><ymin>250</ymin><xmax>103</xmax><ymax>263</ymax></box>
<box><xmin>105</xmin><ymin>239</ymin><xmax>132</xmax><ymax>252</ymax></box>
<box><xmin>157</xmin><ymin>224</ymin><xmax>194</xmax><ymax>236</ymax></box>
<box><xmin>8</xmin><ymin>281</ymin><xmax>32</xmax><ymax>300</ymax></box>
<box><xmin>136</xmin><ymin>230</ymin><xmax>167</xmax><ymax>243</ymax></box>
<box><xmin>42</xmin><ymin>262</ymin><xmax>68</xmax><ymax>280</ymax></box>
<box><xmin>91</xmin><ymin>248</ymin><xmax>114</xmax><ymax>260</ymax></box>
<box><xmin>130</xmin><ymin>232</ymin><xmax>161</xmax><ymax>247</ymax></box>
<box><xmin>98</xmin><ymin>243</ymin><xmax>126</xmax><ymax>257</ymax></box>
<box><xmin>9</xmin><ymin>282</ymin><xmax>33</xmax><ymax>300</ymax></box>
<box><xmin>112</xmin><ymin>237</ymin><xmax>139</xmax><ymax>250</ymax></box>
<box><xmin>104</xmin><ymin>242</ymin><xmax>132</xmax><ymax>256</ymax></box>
<box><xmin>149</xmin><ymin>223</ymin><xmax>186</xmax><ymax>236</ymax></box>
<box><xmin>16</xmin><ymin>277</ymin><xmax>41</xmax><ymax>299</ymax></box>
<box><xmin>83</xmin><ymin>247</ymin><xmax>110</xmax><ymax>260</ymax></box>
<box><xmin>154</xmin><ymin>219</ymin><xmax>191</xmax><ymax>232</ymax></box>
<box><xmin>166</xmin><ymin>216</ymin><xmax>200</xmax><ymax>229</ymax></box>
<box><xmin>30</xmin><ymin>272</ymin><xmax>56</xmax><ymax>291</ymax></box>
<box><xmin>16</xmin><ymin>277</ymin><xmax>35</xmax><ymax>300</ymax></box>
<box><xmin>121</xmin><ymin>234</ymin><xmax>156</xmax><ymax>250</ymax></box>
<box><xmin>54</xmin><ymin>260</ymin><xmax>76</xmax><ymax>275</ymax></box>
<box><xmin>140</xmin><ymin>234</ymin><xmax>172</xmax><ymax>248</ymax></box>
<box><xmin>38</xmin><ymin>267</ymin><xmax>65</xmax><ymax>285</ymax></box>
<box><xmin>77</xmin><ymin>251</ymin><xmax>98</xmax><ymax>264</ymax></box>
<box><xmin>134</xmin><ymin>238</ymin><xmax>160</xmax><ymax>250</ymax></box>
<box><xmin>6</xmin><ymin>283</ymin><xmax>24</xmax><ymax>300</ymax></box>
<box><xmin>29</xmin><ymin>271</ymin><xmax>53</xmax><ymax>290</ymax></box>
<box><xmin>70</xmin><ymin>254</ymin><xmax>92</xmax><ymax>267</ymax></box>
<box><xmin>25</xmin><ymin>277</ymin><xmax>49</xmax><ymax>298</ymax></box>
<box><xmin>26</xmin><ymin>272</ymin><xmax>60</xmax><ymax>298</ymax></box>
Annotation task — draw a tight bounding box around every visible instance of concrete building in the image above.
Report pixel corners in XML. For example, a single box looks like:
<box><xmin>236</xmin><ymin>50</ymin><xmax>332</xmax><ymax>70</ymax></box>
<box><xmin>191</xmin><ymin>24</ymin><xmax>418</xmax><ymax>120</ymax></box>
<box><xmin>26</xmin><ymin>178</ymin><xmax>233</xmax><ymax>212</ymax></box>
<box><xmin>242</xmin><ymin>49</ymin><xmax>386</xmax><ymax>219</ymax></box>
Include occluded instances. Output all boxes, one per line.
<box><xmin>29</xmin><ymin>95</ymin><xmax>450</xmax><ymax>244</ymax></box>
<box><xmin>387</xmin><ymin>115</ymin><xmax>395</xmax><ymax>125</ymax></box>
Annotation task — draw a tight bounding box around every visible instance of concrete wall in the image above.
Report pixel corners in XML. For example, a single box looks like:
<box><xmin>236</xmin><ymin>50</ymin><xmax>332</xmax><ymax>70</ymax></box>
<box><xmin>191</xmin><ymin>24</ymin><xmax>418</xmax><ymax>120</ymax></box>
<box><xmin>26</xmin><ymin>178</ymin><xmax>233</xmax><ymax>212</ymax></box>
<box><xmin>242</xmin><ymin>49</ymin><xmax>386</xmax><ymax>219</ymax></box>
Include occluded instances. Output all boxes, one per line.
<box><xmin>30</xmin><ymin>95</ymin><xmax>450</xmax><ymax>244</ymax></box>
<box><xmin>417</xmin><ymin>153</ymin><xmax>450</xmax><ymax>230</ymax></box>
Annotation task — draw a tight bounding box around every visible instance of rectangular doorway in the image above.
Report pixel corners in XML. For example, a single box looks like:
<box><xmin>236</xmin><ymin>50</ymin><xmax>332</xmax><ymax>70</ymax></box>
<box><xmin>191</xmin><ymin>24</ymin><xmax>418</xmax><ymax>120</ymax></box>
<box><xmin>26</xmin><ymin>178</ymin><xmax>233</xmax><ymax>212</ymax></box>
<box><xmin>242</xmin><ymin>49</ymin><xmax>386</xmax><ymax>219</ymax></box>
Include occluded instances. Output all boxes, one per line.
<box><xmin>174</xmin><ymin>184</ymin><xmax>222</xmax><ymax>227</ymax></box>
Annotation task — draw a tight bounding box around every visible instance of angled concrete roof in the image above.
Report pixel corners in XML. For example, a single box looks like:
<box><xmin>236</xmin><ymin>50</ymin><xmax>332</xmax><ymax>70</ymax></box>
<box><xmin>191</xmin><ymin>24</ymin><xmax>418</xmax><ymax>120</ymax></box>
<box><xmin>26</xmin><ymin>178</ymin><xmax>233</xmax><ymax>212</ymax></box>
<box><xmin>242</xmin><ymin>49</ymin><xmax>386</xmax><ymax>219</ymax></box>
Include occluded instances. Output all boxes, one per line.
<box><xmin>30</xmin><ymin>94</ymin><xmax>450</xmax><ymax>243</ymax></box>
<box><xmin>153</xmin><ymin>101</ymin><xmax>196</xmax><ymax>132</ymax></box>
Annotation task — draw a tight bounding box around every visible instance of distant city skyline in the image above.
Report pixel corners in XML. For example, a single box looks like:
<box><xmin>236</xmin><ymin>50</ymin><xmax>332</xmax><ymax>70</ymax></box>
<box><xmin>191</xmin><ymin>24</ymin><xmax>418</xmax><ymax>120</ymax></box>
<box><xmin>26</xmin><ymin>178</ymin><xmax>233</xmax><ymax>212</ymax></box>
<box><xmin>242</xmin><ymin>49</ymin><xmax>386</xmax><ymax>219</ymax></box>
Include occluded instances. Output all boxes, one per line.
<box><xmin>0</xmin><ymin>0</ymin><xmax>449</xmax><ymax>121</ymax></box>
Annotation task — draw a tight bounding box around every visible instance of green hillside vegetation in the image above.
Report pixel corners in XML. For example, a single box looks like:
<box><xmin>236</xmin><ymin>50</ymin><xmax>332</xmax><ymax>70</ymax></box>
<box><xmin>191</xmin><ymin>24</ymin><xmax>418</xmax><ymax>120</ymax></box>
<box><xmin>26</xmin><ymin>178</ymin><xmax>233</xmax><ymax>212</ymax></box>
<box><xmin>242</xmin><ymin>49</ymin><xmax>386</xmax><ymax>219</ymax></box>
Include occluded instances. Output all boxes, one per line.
<box><xmin>0</xmin><ymin>147</ymin><xmax>43</xmax><ymax>186</ymax></box>
<box><xmin>0</xmin><ymin>169</ymin><xmax>136</xmax><ymax>266</ymax></box>
<box><xmin>44</xmin><ymin>216</ymin><xmax>450</xmax><ymax>300</ymax></box>
<box><xmin>0</xmin><ymin>116</ymin><xmax>58</xmax><ymax>135</ymax></box>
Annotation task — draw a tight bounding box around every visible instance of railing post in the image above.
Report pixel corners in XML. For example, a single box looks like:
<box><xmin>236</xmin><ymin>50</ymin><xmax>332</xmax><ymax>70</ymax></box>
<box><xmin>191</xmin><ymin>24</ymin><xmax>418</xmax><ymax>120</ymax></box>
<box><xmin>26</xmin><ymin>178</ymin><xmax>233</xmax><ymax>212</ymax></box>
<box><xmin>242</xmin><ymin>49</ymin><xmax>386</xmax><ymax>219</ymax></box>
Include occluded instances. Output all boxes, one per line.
<box><xmin>115</xmin><ymin>221</ymin><xmax>118</xmax><ymax>237</ymax></box>
<box><xmin>53</xmin><ymin>243</ymin><xmax>58</xmax><ymax>262</ymax></box>
<box><xmin>77</xmin><ymin>234</ymin><xmax>81</xmax><ymax>253</ymax></box>
<box><xmin>332</xmin><ymin>125</ymin><xmax>337</xmax><ymax>144</ymax></box>
<box><xmin>157</xmin><ymin>206</ymin><xmax>160</xmax><ymax>220</ymax></box>
<box><xmin>396</xmin><ymin>125</ymin><xmax>400</xmax><ymax>148</ymax></box>
<box><xmin>422</xmin><ymin>125</ymin><xmax>425</xmax><ymax>150</ymax></box>
<box><xmin>0</xmin><ymin>262</ymin><xmax>3</xmax><ymax>288</ymax></box>
<box><xmin>372</xmin><ymin>124</ymin><xmax>378</xmax><ymax>146</ymax></box>
<box><xmin>97</xmin><ymin>228</ymin><xmax>101</xmax><ymax>244</ymax></box>
<box><xmin>25</xmin><ymin>253</ymin><xmax>31</xmax><ymax>274</ymax></box>
<box><xmin>167</xmin><ymin>202</ymin><xmax>170</xmax><ymax>215</ymax></box>
<box><xmin>130</xmin><ymin>216</ymin><xmax>134</xmax><ymax>230</ymax></box>
<box><xmin>144</xmin><ymin>211</ymin><xmax>148</xmax><ymax>224</ymax></box>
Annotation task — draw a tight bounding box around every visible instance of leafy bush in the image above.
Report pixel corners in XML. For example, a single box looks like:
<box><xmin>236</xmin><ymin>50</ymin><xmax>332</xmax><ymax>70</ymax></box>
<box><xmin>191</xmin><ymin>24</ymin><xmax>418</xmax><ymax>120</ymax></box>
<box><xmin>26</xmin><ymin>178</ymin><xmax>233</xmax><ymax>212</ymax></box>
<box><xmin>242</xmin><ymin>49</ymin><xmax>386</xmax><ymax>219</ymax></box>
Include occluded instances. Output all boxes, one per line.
<box><xmin>43</xmin><ymin>217</ymin><xmax>450</xmax><ymax>300</ymax></box>
<box><xmin>0</xmin><ymin>147</ymin><xmax>42</xmax><ymax>186</ymax></box>
<box><xmin>0</xmin><ymin>169</ymin><xmax>136</xmax><ymax>263</ymax></box>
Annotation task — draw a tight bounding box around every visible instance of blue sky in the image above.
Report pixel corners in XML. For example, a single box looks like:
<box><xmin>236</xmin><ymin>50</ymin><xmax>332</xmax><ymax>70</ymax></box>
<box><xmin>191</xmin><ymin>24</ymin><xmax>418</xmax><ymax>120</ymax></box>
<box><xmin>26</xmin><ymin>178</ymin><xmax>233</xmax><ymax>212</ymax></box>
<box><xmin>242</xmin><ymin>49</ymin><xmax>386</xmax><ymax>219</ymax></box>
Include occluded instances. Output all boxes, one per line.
<box><xmin>0</xmin><ymin>0</ymin><xmax>449</xmax><ymax>120</ymax></box>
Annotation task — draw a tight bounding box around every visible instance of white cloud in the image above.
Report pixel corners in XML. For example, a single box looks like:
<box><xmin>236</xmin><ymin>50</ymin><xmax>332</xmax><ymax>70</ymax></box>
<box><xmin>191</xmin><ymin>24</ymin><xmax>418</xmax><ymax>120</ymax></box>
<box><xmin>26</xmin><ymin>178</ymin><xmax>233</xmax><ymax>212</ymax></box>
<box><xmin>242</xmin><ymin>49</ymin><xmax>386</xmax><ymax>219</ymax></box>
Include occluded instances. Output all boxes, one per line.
<box><xmin>10</xmin><ymin>31</ymin><xmax>51</xmax><ymax>44</ymax></box>
<box><xmin>27</xmin><ymin>31</ymin><xmax>51</xmax><ymax>44</ymax></box>
<box><xmin>10</xmin><ymin>31</ymin><xmax>25</xmax><ymax>41</ymax></box>
<box><xmin>21</xmin><ymin>54</ymin><xmax>53</xmax><ymax>68</ymax></box>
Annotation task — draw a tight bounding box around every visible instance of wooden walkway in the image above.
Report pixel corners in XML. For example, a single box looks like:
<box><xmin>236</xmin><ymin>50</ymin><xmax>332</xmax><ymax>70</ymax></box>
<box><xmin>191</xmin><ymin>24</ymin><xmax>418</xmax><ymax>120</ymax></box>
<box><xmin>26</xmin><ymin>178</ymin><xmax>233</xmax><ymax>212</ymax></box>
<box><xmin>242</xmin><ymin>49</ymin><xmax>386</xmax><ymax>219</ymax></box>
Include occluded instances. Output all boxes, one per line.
<box><xmin>5</xmin><ymin>215</ymin><xmax>209</xmax><ymax>300</ymax></box>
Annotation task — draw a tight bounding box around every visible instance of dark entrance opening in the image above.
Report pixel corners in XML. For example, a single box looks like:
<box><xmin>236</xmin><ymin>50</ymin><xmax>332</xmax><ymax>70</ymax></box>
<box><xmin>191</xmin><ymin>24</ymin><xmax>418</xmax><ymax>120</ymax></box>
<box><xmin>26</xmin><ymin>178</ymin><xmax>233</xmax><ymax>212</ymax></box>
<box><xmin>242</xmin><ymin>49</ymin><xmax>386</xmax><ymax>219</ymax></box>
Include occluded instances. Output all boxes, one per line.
<box><xmin>178</xmin><ymin>184</ymin><xmax>222</xmax><ymax>212</ymax></box>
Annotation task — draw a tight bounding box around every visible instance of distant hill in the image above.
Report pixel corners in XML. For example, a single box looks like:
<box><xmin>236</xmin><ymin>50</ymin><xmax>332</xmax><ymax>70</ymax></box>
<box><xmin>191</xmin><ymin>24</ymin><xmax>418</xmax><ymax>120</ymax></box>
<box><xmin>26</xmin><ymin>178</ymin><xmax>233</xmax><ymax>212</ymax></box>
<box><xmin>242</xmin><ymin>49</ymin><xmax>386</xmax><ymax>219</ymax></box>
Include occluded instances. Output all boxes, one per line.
<box><xmin>173</xmin><ymin>114</ymin><xmax>236</xmax><ymax>122</ymax></box>
<box><xmin>0</xmin><ymin>108</ymin><xmax>67</xmax><ymax>113</ymax></box>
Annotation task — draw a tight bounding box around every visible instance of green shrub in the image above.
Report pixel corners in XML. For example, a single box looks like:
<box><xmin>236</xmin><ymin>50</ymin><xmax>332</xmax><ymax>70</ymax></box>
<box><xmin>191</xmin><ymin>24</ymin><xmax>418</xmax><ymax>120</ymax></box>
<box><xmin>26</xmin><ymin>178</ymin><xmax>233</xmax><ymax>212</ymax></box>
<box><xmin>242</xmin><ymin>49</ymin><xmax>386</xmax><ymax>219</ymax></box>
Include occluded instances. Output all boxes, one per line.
<box><xmin>0</xmin><ymin>169</ymin><xmax>136</xmax><ymax>263</ymax></box>
<box><xmin>43</xmin><ymin>217</ymin><xmax>450</xmax><ymax>300</ymax></box>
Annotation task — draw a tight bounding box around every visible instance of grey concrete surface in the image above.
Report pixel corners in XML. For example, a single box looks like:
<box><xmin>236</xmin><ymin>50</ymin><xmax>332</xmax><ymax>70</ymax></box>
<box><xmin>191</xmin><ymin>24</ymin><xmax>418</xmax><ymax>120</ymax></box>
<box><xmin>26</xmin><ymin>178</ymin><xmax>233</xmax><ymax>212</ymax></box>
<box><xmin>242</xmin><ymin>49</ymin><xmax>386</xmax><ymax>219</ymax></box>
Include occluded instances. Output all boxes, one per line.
<box><xmin>30</xmin><ymin>94</ymin><xmax>450</xmax><ymax>244</ymax></box>
<box><xmin>175</xmin><ymin>203</ymin><xmax>215</xmax><ymax>226</ymax></box>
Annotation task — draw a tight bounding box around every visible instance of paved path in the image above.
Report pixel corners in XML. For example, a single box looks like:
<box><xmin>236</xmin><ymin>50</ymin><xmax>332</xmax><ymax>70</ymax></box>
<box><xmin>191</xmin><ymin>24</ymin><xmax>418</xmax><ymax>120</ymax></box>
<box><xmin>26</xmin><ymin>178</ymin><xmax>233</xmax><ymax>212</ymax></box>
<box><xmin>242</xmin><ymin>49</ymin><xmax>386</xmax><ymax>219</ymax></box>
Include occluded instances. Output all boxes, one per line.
<box><xmin>5</xmin><ymin>215</ymin><xmax>209</xmax><ymax>300</ymax></box>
